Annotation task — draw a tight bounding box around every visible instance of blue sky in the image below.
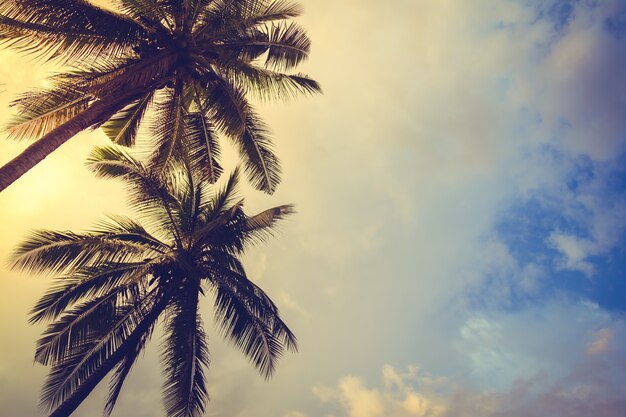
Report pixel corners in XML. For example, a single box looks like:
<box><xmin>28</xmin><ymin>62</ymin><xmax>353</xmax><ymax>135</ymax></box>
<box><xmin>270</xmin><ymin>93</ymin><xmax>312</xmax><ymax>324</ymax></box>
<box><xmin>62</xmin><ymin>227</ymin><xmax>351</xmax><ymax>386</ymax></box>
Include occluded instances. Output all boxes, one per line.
<box><xmin>0</xmin><ymin>1</ymin><xmax>625</xmax><ymax>416</ymax></box>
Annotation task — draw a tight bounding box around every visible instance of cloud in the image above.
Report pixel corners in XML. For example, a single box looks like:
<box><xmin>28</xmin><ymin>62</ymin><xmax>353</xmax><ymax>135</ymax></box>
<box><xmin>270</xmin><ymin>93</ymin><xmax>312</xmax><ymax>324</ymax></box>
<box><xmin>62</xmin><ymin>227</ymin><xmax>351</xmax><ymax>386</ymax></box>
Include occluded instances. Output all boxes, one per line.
<box><xmin>549</xmin><ymin>232</ymin><xmax>596</xmax><ymax>275</ymax></box>
<box><xmin>303</xmin><ymin>355</ymin><xmax>626</xmax><ymax>417</ymax></box>
<box><xmin>310</xmin><ymin>365</ymin><xmax>446</xmax><ymax>417</ymax></box>
<box><xmin>586</xmin><ymin>328</ymin><xmax>614</xmax><ymax>355</ymax></box>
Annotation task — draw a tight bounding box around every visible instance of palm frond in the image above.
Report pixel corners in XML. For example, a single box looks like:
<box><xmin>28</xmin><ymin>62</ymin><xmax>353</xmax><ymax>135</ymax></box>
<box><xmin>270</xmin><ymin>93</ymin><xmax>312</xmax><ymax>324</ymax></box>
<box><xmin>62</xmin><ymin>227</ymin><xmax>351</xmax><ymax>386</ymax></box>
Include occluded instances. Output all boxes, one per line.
<box><xmin>261</xmin><ymin>21</ymin><xmax>310</xmax><ymax>70</ymax></box>
<box><xmin>210</xmin><ymin>267</ymin><xmax>295</xmax><ymax>378</ymax></box>
<box><xmin>198</xmin><ymin>0</ymin><xmax>303</xmax><ymax>37</ymax></box>
<box><xmin>0</xmin><ymin>0</ymin><xmax>145</xmax><ymax>64</ymax></box>
<box><xmin>118</xmin><ymin>0</ymin><xmax>173</xmax><ymax>32</ymax></box>
<box><xmin>198</xmin><ymin>168</ymin><xmax>241</xmax><ymax>227</ymax></box>
<box><xmin>11</xmin><ymin>230</ymin><xmax>152</xmax><ymax>275</ymax></box>
<box><xmin>234</xmin><ymin>112</ymin><xmax>281</xmax><ymax>194</ymax></box>
<box><xmin>5</xmin><ymin>83</ymin><xmax>91</xmax><ymax>140</ymax></box>
<box><xmin>35</xmin><ymin>282</ymin><xmax>142</xmax><ymax>366</ymax></box>
<box><xmin>218</xmin><ymin>21</ymin><xmax>310</xmax><ymax>70</ymax></box>
<box><xmin>194</xmin><ymin>203</ymin><xmax>246</xmax><ymax>253</ymax></box>
<box><xmin>213</xmin><ymin>264</ymin><xmax>297</xmax><ymax>352</ymax></box>
<box><xmin>30</xmin><ymin>261</ymin><xmax>156</xmax><ymax>325</ymax></box>
<box><xmin>201</xmin><ymin>77</ymin><xmax>248</xmax><ymax>137</ymax></box>
<box><xmin>102</xmin><ymin>90</ymin><xmax>155</xmax><ymax>147</ymax></box>
<box><xmin>86</xmin><ymin>144</ymin><xmax>146</xmax><ymax>180</ymax></box>
<box><xmin>104</xmin><ymin>319</ymin><xmax>155</xmax><ymax>417</ymax></box>
<box><xmin>87</xmin><ymin>146</ymin><xmax>188</xmax><ymax>247</ymax></box>
<box><xmin>87</xmin><ymin>147</ymin><xmax>176</xmax><ymax>215</ymax></box>
<box><xmin>219</xmin><ymin>61</ymin><xmax>320</xmax><ymax>101</ymax></box>
<box><xmin>199</xmin><ymin>78</ymin><xmax>280</xmax><ymax>193</ymax></box>
<box><xmin>242</xmin><ymin>0</ymin><xmax>303</xmax><ymax>26</ymax></box>
<box><xmin>185</xmin><ymin>107</ymin><xmax>223</xmax><ymax>184</ymax></box>
<box><xmin>93</xmin><ymin>214</ymin><xmax>171</xmax><ymax>253</ymax></box>
<box><xmin>40</xmin><ymin>288</ymin><xmax>163</xmax><ymax>410</ymax></box>
<box><xmin>150</xmin><ymin>83</ymin><xmax>188</xmax><ymax>172</ymax></box>
<box><xmin>188</xmin><ymin>0</ymin><xmax>215</xmax><ymax>33</ymax></box>
<box><xmin>245</xmin><ymin>204</ymin><xmax>294</xmax><ymax>239</ymax></box>
<box><xmin>201</xmin><ymin>248</ymin><xmax>246</xmax><ymax>275</ymax></box>
<box><xmin>68</xmin><ymin>55</ymin><xmax>176</xmax><ymax>99</ymax></box>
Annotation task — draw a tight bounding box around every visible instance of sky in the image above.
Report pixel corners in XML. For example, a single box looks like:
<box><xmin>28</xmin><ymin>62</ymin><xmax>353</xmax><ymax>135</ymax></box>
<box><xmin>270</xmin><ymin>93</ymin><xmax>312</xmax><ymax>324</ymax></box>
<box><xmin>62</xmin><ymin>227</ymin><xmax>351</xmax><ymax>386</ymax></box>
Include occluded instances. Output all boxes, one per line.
<box><xmin>1</xmin><ymin>0</ymin><xmax>626</xmax><ymax>416</ymax></box>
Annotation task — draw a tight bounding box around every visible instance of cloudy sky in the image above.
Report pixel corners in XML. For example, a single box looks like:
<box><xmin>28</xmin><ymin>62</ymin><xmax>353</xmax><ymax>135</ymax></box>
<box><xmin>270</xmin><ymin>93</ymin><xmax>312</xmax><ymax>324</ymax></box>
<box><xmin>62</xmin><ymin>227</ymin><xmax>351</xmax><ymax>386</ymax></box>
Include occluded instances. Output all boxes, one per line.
<box><xmin>1</xmin><ymin>0</ymin><xmax>626</xmax><ymax>416</ymax></box>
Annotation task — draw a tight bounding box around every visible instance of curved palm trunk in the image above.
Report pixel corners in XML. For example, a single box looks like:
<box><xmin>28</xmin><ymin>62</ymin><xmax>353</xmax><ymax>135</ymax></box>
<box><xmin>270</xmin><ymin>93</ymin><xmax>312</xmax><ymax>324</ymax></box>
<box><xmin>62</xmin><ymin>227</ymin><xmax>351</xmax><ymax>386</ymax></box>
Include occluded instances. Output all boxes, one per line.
<box><xmin>0</xmin><ymin>89</ymin><xmax>145</xmax><ymax>192</ymax></box>
<box><xmin>48</xmin><ymin>295</ymin><xmax>169</xmax><ymax>417</ymax></box>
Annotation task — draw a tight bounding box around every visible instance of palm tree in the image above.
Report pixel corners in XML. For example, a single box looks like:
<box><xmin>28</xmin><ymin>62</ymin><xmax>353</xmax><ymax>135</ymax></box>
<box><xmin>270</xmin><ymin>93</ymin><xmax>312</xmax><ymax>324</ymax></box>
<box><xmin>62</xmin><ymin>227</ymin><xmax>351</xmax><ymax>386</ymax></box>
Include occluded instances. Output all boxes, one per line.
<box><xmin>0</xmin><ymin>0</ymin><xmax>320</xmax><ymax>193</ymax></box>
<box><xmin>11</xmin><ymin>145</ymin><xmax>297</xmax><ymax>417</ymax></box>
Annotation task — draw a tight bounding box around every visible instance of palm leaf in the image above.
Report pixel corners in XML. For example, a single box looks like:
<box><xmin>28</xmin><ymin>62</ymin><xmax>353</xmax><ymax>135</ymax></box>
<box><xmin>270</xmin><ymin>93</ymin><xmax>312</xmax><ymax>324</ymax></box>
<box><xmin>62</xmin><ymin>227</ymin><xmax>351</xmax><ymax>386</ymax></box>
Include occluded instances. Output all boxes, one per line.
<box><xmin>87</xmin><ymin>146</ymin><xmax>187</xmax><ymax>246</ymax></box>
<box><xmin>41</xmin><ymin>288</ymin><xmax>162</xmax><ymax>410</ymax></box>
<box><xmin>198</xmin><ymin>0</ymin><xmax>302</xmax><ymax>37</ymax></box>
<box><xmin>198</xmin><ymin>77</ymin><xmax>280</xmax><ymax>194</ymax></box>
<box><xmin>43</xmin><ymin>292</ymin><xmax>170</xmax><ymax>417</ymax></box>
<box><xmin>188</xmin><ymin>0</ymin><xmax>215</xmax><ymax>33</ymax></box>
<box><xmin>210</xmin><ymin>268</ymin><xmax>294</xmax><ymax>378</ymax></box>
<box><xmin>235</xmin><ymin>112</ymin><xmax>281</xmax><ymax>194</ymax></box>
<box><xmin>104</xmin><ymin>319</ymin><xmax>155</xmax><ymax>417</ymax></box>
<box><xmin>5</xmin><ymin>84</ymin><xmax>91</xmax><ymax>140</ymax></box>
<box><xmin>194</xmin><ymin>203</ymin><xmax>246</xmax><ymax>253</ymax></box>
<box><xmin>215</xmin><ymin>265</ymin><xmax>297</xmax><ymax>352</ymax></box>
<box><xmin>261</xmin><ymin>21</ymin><xmax>310</xmax><ymax>70</ymax></box>
<box><xmin>71</xmin><ymin>55</ymin><xmax>177</xmax><ymax>99</ymax></box>
<box><xmin>218</xmin><ymin>21</ymin><xmax>310</xmax><ymax>70</ymax></box>
<box><xmin>11</xmin><ymin>230</ymin><xmax>152</xmax><ymax>274</ymax></box>
<box><xmin>198</xmin><ymin>168</ymin><xmax>241</xmax><ymax>227</ymax></box>
<box><xmin>242</xmin><ymin>0</ymin><xmax>303</xmax><ymax>26</ymax></box>
<box><xmin>94</xmin><ymin>214</ymin><xmax>171</xmax><ymax>253</ymax></box>
<box><xmin>185</xmin><ymin>107</ymin><xmax>223</xmax><ymax>184</ymax></box>
<box><xmin>35</xmin><ymin>284</ymin><xmax>139</xmax><ymax>366</ymax></box>
<box><xmin>219</xmin><ymin>61</ymin><xmax>320</xmax><ymax>101</ymax></box>
<box><xmin>102</xmin><ymin>90</ymin><xmax>155</xmax><ymax>146</ymax></box>
<box><xmin>0</xmin><ymin>0</ymin><xmax>145</xmax><ymax>64</ymax></box>
<box><xmin>87</xmin><ymin>147</ymin><xmax>178</xmax><ymax>215</ymax></box>
<box><xmin>201</xmin><ymin>77</ymin><xmax>248</xmax><ymax>137</ymax></box>
<box><xmin>86</xmin><ymin>145</ymin><xmax>147</xmax><ymax>180</ymax></box>
<box><xmin>245</xmin><ymin>204</ymin><xmax>294</xmax><ymax>238</ymax></box>
<box><xmin>150</xmin><ymin>83</ymin><xmax>188</xmax><ymax>172</ymax></box>
<box><xmin>119</xmin><ymin>0</ymin><xmax>173</xmax><ymax>32</ymax></box>
<box><xmin>30</xmin><ymin>261</ymin><xmax>156</xmax><ymax>325</ymax></box>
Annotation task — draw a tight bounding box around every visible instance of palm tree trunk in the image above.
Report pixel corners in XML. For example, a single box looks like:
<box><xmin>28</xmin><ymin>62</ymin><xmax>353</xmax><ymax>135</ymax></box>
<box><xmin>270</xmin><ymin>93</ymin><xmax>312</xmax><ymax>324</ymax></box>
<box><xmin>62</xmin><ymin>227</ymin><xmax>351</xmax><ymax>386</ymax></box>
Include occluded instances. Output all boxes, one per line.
<box><xmin>0</xmin><ymin>77</ymin><xmax>164</xmax><ymax>193</ymax></box>
<box><xmin>0</xmin><ymin>98</ymin><xmax>123</xmax><ymax>192</ymax></box>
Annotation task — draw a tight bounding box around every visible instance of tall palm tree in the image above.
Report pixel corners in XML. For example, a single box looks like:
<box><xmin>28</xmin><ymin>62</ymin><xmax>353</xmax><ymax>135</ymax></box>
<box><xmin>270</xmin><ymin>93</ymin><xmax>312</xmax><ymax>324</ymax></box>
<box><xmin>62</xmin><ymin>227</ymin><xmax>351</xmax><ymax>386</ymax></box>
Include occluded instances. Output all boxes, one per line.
<box><xmin>11</xmin><ymin>146</ymin><xmax>297</xmax><ymax>417</ymax></box>
<box><xmin>0</xmin><ymin>0</ymin><xmax>320</xmax><ymax>193</ymax></box>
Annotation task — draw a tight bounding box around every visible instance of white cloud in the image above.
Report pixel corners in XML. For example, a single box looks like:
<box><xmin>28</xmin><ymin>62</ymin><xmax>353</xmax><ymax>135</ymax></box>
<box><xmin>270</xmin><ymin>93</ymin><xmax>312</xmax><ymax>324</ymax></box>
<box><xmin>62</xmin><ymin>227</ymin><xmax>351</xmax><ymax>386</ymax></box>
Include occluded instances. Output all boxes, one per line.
<box><xmin>587</xmin><ymin>328</ymin><xmax>614</xmax><ymax>355</ymax></box>
<box><xmin>284</xmin><ymin>411</ymin><xmax>309</xmax><ymax>417</ymax></box>
<box><xmin>309</xmin><ymin>350</ymin><xmax>626</xmax><ymax>417</ymax></box>
<box><xmin>313</xmin><ymin>366</ymin><xmax>446</xmax><ymax>417</ymax></box>
<box><xmin>279</xmin><ymin>291</ymin><xmax>312</xmax><ymax>322</ymax></box>
<box><xmin>549</xmin><ymin>232</ymin><xmax>596</xmax><ymax>275</ymax></box>
<box><xmin>546</xmin><ymin>175</ymin><xmax>626</xmax><ymax>275</ymax></box>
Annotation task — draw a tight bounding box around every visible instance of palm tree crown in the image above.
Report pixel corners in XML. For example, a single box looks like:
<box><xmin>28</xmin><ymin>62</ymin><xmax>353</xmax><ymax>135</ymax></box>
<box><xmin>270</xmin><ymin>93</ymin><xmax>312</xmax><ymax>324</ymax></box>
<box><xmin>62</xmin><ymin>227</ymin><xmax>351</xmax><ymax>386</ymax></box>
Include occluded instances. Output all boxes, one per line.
<box><xmin>11</xmin><ymin>146</ymin><xmax>297</xmax><ymax>417</ymax></box>
<box><xmin>0</xmin><ymin>0</ymin><xmax>320</xmax><ymax>192</ymax></box>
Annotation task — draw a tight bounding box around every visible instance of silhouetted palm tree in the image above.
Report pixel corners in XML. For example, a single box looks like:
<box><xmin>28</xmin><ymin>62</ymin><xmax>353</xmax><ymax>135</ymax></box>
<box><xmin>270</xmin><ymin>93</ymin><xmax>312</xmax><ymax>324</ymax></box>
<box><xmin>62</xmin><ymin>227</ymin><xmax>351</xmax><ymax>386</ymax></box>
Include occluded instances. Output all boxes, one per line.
<box><xmin>11</xmin><ymin>146</ymin><xmax>296</xmax><ymax>417</ymax></box>
<box><xmin>0</xmin><ymin>0</ymin><xmax>319</xmax><ymax>192</ymax></box>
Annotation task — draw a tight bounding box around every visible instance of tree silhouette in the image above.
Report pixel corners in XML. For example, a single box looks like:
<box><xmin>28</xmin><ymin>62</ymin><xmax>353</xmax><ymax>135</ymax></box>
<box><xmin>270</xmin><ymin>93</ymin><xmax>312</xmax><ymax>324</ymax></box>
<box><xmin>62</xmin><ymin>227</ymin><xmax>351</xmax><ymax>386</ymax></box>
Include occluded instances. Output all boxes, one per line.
<box><xmin>11</xmin><ymin>146</ymin><xmax>297</xmax><ymax>417</ymax></box>
<box><xmin>0</xmin><ymin>0</ymin><xmax>320</xmax><ymax>193</ymax></box>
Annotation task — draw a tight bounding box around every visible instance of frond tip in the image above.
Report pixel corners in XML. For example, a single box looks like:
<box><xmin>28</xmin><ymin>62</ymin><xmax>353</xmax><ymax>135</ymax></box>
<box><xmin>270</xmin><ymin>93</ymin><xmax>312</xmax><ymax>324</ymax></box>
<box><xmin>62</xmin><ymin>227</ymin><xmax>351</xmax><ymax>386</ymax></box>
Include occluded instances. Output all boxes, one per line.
<box><xmin>237</xmin><ymin>114</ymin><xmax>282</xmax><ymax>194</ymax></box>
